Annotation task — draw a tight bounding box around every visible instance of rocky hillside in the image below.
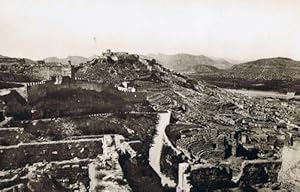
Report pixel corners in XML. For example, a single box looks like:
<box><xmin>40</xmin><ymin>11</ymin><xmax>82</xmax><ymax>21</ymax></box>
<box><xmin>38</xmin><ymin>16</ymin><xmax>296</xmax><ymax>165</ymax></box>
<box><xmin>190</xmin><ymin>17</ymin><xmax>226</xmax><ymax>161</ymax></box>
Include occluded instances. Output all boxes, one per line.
<box><xmin>221</xmin><ymin>57</ymin><xmax>300</xmax><ymax>81</ymax></box>
<box><xmin>76</xmin><ymin>52</ymin><xmax>299</xmax><ymax>127</ymax></box>
<box><xmin>147</xmin><ymin>53</ymin><xmax>235</xmax><ymax>73</ymax></box>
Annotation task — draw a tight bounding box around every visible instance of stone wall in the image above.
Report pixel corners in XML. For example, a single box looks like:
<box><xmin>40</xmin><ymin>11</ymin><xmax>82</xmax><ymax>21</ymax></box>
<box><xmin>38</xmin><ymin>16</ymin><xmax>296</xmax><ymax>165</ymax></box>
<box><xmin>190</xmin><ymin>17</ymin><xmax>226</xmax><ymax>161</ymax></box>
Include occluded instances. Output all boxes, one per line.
<box><xmin>278</xmin><ymin>141</ymin><xmax>300</xmax><ymax>191</ymax></box>
<box><xmin>238</xmin><ymin>160</ymin><xmax>282</xmax><ymax>186</ymax></box>
<box><xmin>0</xmin><ymin>159</ymin><xmax>90</xmax><ymax>191</ymax></box>
<box><xmin>190</xmin><ymin>159</ymin><xmax>282</xmax><ymax>191</ymax></box>
<box><xmin>0</xmin><ymin>138</ymin><xmax>103</xmax><ymax>170</ymax></box>
<box><xmin>27</xmin><ymin>79</ymin><xmax>105</xmax><ymax>103</ymax></box>
<box><xmin>190</xmin><ymin>164</ymin><xmax>233</xmax><ymax>191</ymax></box>
<box><xmin>25</xmin><ymin>65</ymin><xmax>74</xmax><ymax>80</ymax></box>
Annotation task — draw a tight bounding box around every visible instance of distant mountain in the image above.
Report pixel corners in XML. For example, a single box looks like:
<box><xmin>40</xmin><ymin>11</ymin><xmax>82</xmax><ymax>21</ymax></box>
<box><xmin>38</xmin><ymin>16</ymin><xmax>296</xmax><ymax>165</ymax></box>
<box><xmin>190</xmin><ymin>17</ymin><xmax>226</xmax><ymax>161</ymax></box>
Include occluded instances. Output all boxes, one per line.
<box><xmin>188</xmin><ymin>57</ymin><xmax>300</xmax><ymax>93</ymax></box>
<box><xmin>43</xmin><ymin>56</ymin><xmax>88</xmax><ymax>66</ymax></box>
<box><xmin>187</xmin><ymin>64</ymin><xmax>221</xmax><ymax>74</ymax></box>
<box><xmin>0</xmin><ymin>55</ymin><xmax>36</xmax><ymax>65</ymax></box>
<box><xmin>147</xmin><ymin>53</ymin><xmax>235</xmax><ymax>73</ymax></box>
<box><xmin>222</xmin><ymin>57</ymin><xmax>300</xmax><ymax>81</ymax></box>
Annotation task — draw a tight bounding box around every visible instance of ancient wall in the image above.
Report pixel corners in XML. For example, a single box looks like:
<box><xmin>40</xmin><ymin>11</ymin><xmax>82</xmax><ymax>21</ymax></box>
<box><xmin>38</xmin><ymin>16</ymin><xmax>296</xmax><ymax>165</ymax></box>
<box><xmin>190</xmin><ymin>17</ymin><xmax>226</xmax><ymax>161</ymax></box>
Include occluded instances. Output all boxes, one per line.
<box><xmin>190</xmin><ymin>164</ymin><xmax>233</xmax><ymax>191</ymax></box>
<box><xmin>0</xmin><ymin>138</ymin><xmax>103</xmax><ymax>170</ymax></box>
<box><xmin>25</xmin><ymin>65</ymin><xmax>74</xmax><ymax>80</ymax></box>
<box><xmin>238</xmin><ymin>160</ymin><xmax>282</xmax><ymax>186</ymax></box>
<box><xmin>278</xmin><ymin>141</ymin><xmax>300</xmax><ymax>191</ymax></box>
<box><xmin>0</xmin><ymin>159</ymin><xmax>90</xmax><ymax>191</ymax></box>
<box><xmin>27</xmin><ymin>79</ymin><xmax>105</xmax><ymax>103</ymax></box>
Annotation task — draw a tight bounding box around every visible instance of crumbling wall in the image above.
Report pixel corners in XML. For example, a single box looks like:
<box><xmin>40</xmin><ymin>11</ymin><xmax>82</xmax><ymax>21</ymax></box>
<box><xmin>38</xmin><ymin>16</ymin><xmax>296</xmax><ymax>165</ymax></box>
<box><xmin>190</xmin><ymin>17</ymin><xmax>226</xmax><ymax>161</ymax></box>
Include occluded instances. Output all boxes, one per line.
<box><xmin>190</xmin><ymin>164</ymin><xmax>233</xmax><ymax>191</ymax></box>
<box><xmin>278</xmin><ymin>141</ymin><xmax>300</xmax><ymax>191</ymax></box>
<box><xmin>0</xmin><ymin>138</ymin><xmax>103</xmax><ymax>170</ymax></box>
<box><xmin>238</xmin><ymin>160</ymin><xmax>282</xmax><ymax>186</ymax></box>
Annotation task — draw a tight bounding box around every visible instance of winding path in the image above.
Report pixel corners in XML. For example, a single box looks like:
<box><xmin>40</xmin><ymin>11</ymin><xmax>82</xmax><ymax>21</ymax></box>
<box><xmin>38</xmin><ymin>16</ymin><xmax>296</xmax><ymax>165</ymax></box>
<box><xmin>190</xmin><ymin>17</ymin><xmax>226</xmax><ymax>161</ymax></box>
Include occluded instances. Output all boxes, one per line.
<box><xmin>149</xmin><ymin>111</ymin><xmax>176</xmax><ymax>187</ymax></box>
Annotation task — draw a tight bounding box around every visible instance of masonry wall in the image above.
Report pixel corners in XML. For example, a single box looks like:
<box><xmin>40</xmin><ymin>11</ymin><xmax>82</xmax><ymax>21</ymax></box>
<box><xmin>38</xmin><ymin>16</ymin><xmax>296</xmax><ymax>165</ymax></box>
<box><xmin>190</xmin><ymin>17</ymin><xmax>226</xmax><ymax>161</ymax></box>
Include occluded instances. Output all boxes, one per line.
<box><xmin>278</xmin><ymin>141</ymin><xmax>300</xmax><ymax>191</ymax></box>
<box><xmin>0</xmin><ymin>138</ymin><xmax>103</xmax><ymax>170</ymax></box>
<box><xmin>190</xmin><ymin>160</ymin><xmax>282</xmax><ymax>191</ymax></box>
<box><xmin>25</xmin><ymin>65</ymin><xmax>73</xmax><ymax>80</ymax></box>
<box><xmin>238</xmin><ymin>160</ymin><xmax>282</xmax><ymax>186</ymax></box>
<box><xmin>27</xmin><ymin>80</ymin><xmax>105</xmax><ymax>103</ymax></box>
<box><xmin>190</xmin><ymin>165</ymin><xmax>233</xmax><ymax>191</ymax></box>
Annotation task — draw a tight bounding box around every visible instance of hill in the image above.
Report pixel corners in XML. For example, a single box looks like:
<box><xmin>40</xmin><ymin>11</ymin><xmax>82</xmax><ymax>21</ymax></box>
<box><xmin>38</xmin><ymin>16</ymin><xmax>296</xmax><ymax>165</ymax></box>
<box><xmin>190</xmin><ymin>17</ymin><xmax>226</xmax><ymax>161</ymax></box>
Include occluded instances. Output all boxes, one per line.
<box><xmin>222</xmin><ymin>57</ymin><xmax>300</xmax><ymax>81</ymax></box>
<box><xmin>75</xmin><ymin>51</ymin><xmax>298</xmax><ymax>126</ymax></box>
<box><xmin>147</xmin><ymin>53</ymin><xmax>235</xmax><ymax>73</ymax></box>
<box><xmin>43</xmin><ymin>56</ymin><xmax>88</xmax><ymax>66</ymax></box>
<box><xmin>189</xmin><ymin>57</ymin><xmax>300</xmax><ymax>92</ymax></box>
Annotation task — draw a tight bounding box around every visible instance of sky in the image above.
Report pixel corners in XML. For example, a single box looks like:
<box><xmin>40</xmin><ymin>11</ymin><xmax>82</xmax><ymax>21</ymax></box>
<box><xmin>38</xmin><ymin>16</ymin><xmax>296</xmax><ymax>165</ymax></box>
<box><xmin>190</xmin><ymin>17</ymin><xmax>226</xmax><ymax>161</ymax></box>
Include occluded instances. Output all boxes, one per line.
<box><xmin>0</xmin><ymin>0</ymin><xmax>300</xmax><ymax>61</ymax></box>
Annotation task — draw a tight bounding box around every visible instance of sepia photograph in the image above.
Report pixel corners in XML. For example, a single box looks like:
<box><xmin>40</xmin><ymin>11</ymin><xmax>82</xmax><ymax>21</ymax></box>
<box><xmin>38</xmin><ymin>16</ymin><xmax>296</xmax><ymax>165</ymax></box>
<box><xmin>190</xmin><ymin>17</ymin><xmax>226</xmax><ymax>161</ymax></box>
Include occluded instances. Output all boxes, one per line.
<box><xmin>0</xmin><ymin>0</ymin><xmax>299</xmax><ymax>191</ymax></box>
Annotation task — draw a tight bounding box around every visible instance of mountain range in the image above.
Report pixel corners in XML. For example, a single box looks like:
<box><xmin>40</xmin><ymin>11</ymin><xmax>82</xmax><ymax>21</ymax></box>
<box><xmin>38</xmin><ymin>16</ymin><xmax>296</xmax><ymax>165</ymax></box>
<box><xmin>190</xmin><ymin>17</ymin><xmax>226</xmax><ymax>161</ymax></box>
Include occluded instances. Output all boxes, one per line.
<box><xmin>2</xmin><ymin>53</ymin><xmax>300</xmax><ymax>82</ymax></box>
<box><xmin>43</xmin><ymin>53</ymin><xmax>238</xmax><ymax>72</ymax></box>
<box><xmin>43</xmin><ymin>56</ymin><xmax>91</xmax><ymax>66</ymax></box>
<box><xmin>147</xmin><ymin>53</ymin><xmax>237</xmax><ymax>73</ymax></box>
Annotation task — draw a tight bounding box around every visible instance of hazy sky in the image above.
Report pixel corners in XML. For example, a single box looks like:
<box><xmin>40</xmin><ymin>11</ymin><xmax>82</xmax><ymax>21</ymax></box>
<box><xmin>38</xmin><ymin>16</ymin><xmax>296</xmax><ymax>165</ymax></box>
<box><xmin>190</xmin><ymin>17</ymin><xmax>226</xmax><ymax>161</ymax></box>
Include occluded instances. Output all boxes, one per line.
<box><xmin>1</xmin><ymin>0</ymin><xmax>300</xmax><ymax>61</ymax></box>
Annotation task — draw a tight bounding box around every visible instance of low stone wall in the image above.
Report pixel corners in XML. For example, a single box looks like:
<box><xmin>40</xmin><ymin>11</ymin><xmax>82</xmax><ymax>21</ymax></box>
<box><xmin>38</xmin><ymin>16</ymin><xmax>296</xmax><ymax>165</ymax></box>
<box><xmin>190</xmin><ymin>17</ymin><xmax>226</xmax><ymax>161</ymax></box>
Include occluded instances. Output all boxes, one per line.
<box><xmin>0</xmin><ymin>138</ymin><xmax>103</xmax><ymax>170</ymax></box>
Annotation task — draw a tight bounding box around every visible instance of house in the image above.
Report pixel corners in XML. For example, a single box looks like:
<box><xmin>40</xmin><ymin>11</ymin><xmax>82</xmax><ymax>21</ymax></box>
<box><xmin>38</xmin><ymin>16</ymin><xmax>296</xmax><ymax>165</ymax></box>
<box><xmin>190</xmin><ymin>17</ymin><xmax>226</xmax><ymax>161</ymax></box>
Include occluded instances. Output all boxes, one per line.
<box><xmin>115</xmin><ymin>81</ymin><xmax>136</xmax><ymax>93</ymax></box>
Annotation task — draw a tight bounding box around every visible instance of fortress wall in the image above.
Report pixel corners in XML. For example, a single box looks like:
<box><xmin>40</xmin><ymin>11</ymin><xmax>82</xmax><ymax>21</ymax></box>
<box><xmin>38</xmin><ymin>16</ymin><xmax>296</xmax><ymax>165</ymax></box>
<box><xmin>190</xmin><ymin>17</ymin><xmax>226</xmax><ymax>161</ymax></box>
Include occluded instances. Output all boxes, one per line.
<box><xmin>25</xmin><ymin>65</ymin><xmax>73</xmax><ymax>80</ymax></box>
<box><xmin>27</xmin><ymin>80</ymin><xmax>105</xmax><ymax>103</ymax></box>
<box><xmin>0</xmin><ymin>138</ymin><xmax>103</xmax><ymax>170</ymax></box>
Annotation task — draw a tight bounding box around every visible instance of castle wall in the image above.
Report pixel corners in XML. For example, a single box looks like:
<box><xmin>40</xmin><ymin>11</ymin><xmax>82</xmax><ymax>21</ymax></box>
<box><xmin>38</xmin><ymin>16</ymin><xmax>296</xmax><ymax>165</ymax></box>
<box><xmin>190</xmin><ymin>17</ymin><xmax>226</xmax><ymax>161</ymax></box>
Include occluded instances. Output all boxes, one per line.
<box><xmin>25</xmin><ymin>65</ymin><xmax>74</xmax><ymax>80</ymax></box>
<box><xmin>27</xmin><ymin>79</ymin><xmax>105</xmax><ymax>103</ymax></box>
